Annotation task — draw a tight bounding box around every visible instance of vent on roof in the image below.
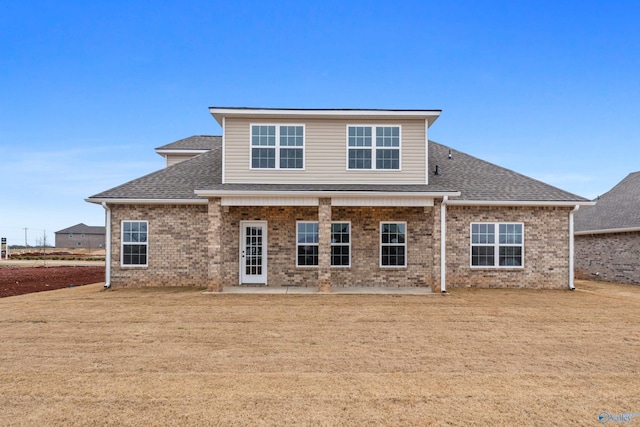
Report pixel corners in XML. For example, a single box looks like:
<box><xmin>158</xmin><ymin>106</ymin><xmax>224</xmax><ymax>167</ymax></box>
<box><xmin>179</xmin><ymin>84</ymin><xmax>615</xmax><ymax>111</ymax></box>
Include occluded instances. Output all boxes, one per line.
<box><xmin>434</xmin><ymin>165</ymin><xmax>441</xmax><ymax>175</ymax></box>
<box><xmin>448</xmin><ymin>149</ymin><xmax>452</xmax><ymax>160</ymax></box>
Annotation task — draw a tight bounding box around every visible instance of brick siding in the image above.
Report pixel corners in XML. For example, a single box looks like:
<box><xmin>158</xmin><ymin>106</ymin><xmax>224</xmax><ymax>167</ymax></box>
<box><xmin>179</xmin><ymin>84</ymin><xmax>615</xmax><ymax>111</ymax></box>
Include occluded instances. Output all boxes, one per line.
<box><xmin>575</xmin><ymin>231</ymin><xmax>640</xmax><ymax>285</ymax></box>
<box><xmin>109</xmin><ymin>204</ymin><xmax>208</xmax><ymax>287</ymax></box>
<box><xmin>107</xmin><ymin>203</ymin><xmax>573</xmax><ymax>290</ymax></box>
<box><xmin>444</xmin><ymin>206</ymin><xmax>572</xmax><ymax>289</ymax></box>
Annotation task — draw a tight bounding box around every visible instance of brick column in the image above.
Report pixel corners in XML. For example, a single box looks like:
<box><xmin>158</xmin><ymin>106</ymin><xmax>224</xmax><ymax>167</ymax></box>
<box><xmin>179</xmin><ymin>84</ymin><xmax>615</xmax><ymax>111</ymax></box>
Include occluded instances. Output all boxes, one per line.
<box><xmin>207</xmin><ymin>198</ymin><xmax>223</xmax><ymax>292</ymax></box>
<box><xmin>318</xmin><ymin>198</ymin><xmax>332</xmax><ymax>293</ymax></box>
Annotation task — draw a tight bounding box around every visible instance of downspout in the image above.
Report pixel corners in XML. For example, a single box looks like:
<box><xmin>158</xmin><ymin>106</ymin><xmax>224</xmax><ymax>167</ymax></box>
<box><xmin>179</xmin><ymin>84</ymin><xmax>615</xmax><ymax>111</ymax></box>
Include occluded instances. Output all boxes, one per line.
<box><xmin>568</xmin><ymin>205</ymin><xmax>579</xmax><ymax>291</ymax></box>
<box><xmin>440</xmin><ymin>196</ymin><xmax>448</xmax><ymax>293</ymax></box>
<box><xmin>102</xmin><ymin>202</ymin><xmax>111</xmax><ymax>288</ymax></box>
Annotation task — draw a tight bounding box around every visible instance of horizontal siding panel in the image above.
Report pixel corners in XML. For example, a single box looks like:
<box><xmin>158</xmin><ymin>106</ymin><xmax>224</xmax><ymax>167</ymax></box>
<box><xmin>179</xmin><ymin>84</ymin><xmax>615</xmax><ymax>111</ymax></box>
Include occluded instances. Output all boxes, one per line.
<box><xmin>224</xmin><ymin>117</ymin><xmax>427</xmax><ymax>184</ymax></box>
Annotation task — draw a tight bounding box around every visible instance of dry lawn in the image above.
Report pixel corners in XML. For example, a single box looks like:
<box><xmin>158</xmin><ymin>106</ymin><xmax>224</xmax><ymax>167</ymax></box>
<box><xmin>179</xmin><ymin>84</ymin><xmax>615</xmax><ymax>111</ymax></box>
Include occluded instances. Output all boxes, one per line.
<box><xmin>1</xmin><ymin>280</ymin><xmax>639</xmax><ymax>426</ymax></box>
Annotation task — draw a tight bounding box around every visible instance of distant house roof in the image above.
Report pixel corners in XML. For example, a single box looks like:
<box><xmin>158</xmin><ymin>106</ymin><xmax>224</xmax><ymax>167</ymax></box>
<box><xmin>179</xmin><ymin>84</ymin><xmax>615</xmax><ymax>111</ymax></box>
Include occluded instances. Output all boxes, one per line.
<box><xmin>55</xmin><ymin>223</ymin><xmax>105</xmax><ymax>235</ymax></box>
<box><xmin>575</xmin><ymin>171</ymin><xmax>640</xmax><ymax>233</ymax></box>
<box><xmin>155</xmin><ymin>135</ymin><xmax>221</xmax><ymax>151</ymax></box>
<box><xmin>87</xmin><ymin>139</ymin><xmax>587</xmax><ymax>204</ymax></box>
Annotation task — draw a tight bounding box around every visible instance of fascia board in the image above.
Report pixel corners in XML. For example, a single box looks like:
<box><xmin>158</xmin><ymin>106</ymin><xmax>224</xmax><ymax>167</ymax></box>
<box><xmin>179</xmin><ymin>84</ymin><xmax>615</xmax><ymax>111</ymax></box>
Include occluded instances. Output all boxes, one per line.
<box><xmin>209</xmin><ymin>108</ymin><xmax>442</xmax><ymax>127</ymax></box>
<box><xmin>575</xmin><ymin>227</ymin><xmax>640</xmax><ymax>236</ymax></box>
<box><xmin>445</xmin><ymin>200</ymin><xmax>596</xmax><ymax>207</ymax></box>
<box><xmin>85</xmin><ymin>198</ymin><xmax>208</xmax><ymax>205</ymax></box>
<box><xmin>194</xmin><ymin>189</ymin><xmax>460</xmax><ymax>198</ymax></box>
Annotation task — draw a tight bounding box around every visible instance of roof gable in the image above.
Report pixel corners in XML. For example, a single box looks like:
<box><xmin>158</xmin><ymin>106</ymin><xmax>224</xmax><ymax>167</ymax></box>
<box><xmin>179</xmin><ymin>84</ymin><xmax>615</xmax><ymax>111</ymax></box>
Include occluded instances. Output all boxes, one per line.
<box><xmin>155</xmin><ymin>135</ymin><xmax>221</xmax><ymax>151</ymax></box>
<box><xmin>575</xmin><ymin>171</ymin><xmax>640</xmax><ymax>232</ymax></box>
<box><xmin>55</xmin><ymin>223</ymin><xmax>105</xmax><ymax>235</ymax></box>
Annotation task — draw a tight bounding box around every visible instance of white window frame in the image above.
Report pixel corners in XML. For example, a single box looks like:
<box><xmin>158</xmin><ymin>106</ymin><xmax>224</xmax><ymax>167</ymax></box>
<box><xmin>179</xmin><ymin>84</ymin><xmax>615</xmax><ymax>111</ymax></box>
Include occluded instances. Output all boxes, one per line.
<box><xmin>296</xmin><ymin>221</ymin><xmax>318</xmax><ymax>268</ymax></box>
<box><xmin>346</xmin><ymin>124</ymin><xmax>402</xmax><ymax>171</ymax></box>
<box><xmin>121</xmin><ymin>220</ymin><xmax>148</xmax><ymax>267</ymax></box>
<box><xmin>470</xmin><ymin>222</ymin><xmax>524</xmax><ymax>269</ymax></box>
<box><xmin>250</xmin><ymin>124</ymin><xmax>306</xmax><ymax>170</ymax></box>
<box><xmin>380</xmin><ymin>221</ymin><xmax>407</xmax><ymax>268</ymax></box>
<box><xmin>331</xmin><ymin>221</ymin><xmax>351</xmax><ymax>268</ymax></box>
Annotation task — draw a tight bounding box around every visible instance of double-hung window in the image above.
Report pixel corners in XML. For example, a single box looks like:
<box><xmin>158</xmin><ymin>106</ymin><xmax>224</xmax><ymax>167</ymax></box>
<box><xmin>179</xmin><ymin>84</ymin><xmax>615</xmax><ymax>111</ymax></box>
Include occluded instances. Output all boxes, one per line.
<box><xmin>331</xmin><ymin>222</ymin><xmax>350</xmax><ymax>267</ymax></box>
<box><xmin>297</xmin><ymin>222</ymin><xmax>318</xmax><ymax>267</ymax></box>
<box><xmin>471</xmin><ymin>223</ymin><xmax>524</xmax><ymax>267</ymax></box>
<box><xmin>251</xmin><ymin>125</ymin><xmax>304</xmax><ymax>169</ymax></box>
<box><xmin>296</xmin><ymin>222</ymin><xmax>352</xmax><ymax>267</ymax></box>
<box><xmin>380</xmin><ymin>222</ymin><xmax>406</xmax><ymax>267</ymax></box>
<box><xmin>347</xmin><ymin>125</ymin><xmax>400</xmax><ymax>170</ymax></box>
<box><xmin>122</xmin><ymin>221</ymin><xmax>148</xmax><ymax>266</ymax></box>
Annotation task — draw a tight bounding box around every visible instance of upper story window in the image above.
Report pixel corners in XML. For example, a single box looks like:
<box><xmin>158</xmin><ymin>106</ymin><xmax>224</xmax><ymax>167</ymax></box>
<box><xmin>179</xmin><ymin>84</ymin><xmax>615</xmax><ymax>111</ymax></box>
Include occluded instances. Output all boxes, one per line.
<box><xmin>347</xmin><ymin>125</ymin><xmax>401</xmax><ymax>170</ymax></box>
<box><xmin>471</xmin><ymin>223</ymin><xmax>524</xmax><ymax>268</ymax></box>
<box><xmin>251</xmin><ymin>125</ymin><xmax>304</xmax><ymax>169</ymax></box>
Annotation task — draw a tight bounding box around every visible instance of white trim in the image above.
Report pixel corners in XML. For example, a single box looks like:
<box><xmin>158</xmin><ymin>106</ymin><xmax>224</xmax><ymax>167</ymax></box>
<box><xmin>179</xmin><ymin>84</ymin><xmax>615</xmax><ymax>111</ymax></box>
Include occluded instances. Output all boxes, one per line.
<box><xmin>210</xmin><ymin>108</ymin><xmax>441</xmax><ymax>126</ymax></box>
<box><xmin>240</xmin><ymin>221</ymin><xmax>268</xmax><ymax>284</ymax></box>
<box><xmin>221</xmin><ymin>116</ymin><xmax>226</xmax><ymax>184</ymax></box>
<box><xmin>120</xmin><ymin>220</ymin><xmax>148</xmax><ymax>268</ymax></box>
<box><xmin>332</xmin><ymin>197</ymin><xmax>434</xmax><ymax>207</ymax></box>
<box><xmin>154</xmin><ymin>149</ymin><xmax>209</xmax><ymax>155</ymax></box>
<box><xmin>446</xmin><ymin>200</ymin><xmax>596</xmax><ymax>207</ymax></box>
<box><xmin>249</xmin><ymin>123</ymin><xmax>306</xmax><ymax>170</ymax></box>
<box><xmin>345</xmin><ymin>124</ymin><xmax>402</xmax><ymax>171</ymax></box>
<box><xmin>331</xmin><ymin>221</ymin><xmax>351</xmax><ymax>268</ymax></box>
<box><xmin>575</xmin><ymin>226</ymin><xmax>640</xmax><ymax>236</ymax></box>
<box><xmin>296</xmin><ymin>221</ymin><xmax>319</xmax><ymax>268</ymax></box>
<box><xmin>425</xmin><ymin>119</ymin><xmax>429</xmax><ymax>185</ymax></box>
<box><xmin>196</xmin><ymin>190</ymin><xmax>460</xmax><ymax>199</ymax></box>
<box><xmin>380</xmin><ymin>221</ymin><xmax>408</xmax><ymax>268</ymax></box>
<box><xmin>469</xmin><ymin>222</ymin><xmax>525</xmax><ymax>269</ymax></box>
<box><xmin>222</xmin><ymin>197</ymin><xmax>319</xmax><ymax>206</ymax></box>
<box><xmin>86</xmin><ymin>198</ymin><xmax>208</xmax><ymax>205</ymax></box>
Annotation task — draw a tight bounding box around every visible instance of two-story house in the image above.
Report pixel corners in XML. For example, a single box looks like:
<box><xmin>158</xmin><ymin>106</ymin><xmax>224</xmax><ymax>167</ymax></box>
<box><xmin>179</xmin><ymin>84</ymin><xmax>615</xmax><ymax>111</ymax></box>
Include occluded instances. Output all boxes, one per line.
<box><xmin>87</xmin><ymin>107</ymin><xmax>591</xmax><ymax>292</ymax></box>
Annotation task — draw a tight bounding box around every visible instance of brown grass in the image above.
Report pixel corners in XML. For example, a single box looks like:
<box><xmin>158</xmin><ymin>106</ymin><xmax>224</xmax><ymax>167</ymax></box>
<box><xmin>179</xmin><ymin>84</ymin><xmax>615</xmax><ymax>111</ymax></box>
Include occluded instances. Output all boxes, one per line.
<box><xmin>1</xmin><ymin>280</ymin><xmax>639</xmax><ymax>426</ymax></box>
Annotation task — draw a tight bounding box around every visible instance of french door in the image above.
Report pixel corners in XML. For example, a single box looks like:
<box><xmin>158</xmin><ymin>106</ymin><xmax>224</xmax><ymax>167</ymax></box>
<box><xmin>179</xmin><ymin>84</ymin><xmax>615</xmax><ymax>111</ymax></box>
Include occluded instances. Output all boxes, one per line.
<box><xmin>240</xmin><ymin>221</ymin><xmax>267</xmax><ymax>284</ymax></box>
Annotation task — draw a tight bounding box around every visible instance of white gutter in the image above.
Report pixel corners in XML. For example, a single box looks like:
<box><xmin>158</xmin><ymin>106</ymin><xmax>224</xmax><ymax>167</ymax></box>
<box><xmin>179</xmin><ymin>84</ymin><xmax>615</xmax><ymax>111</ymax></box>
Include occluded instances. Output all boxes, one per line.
<box><xmin>445</xmin><ymin>200</ymin><xmax>596</xmax><ymax>207</ymax></box>
<box><xmin>102</xmin><ymin>202</ymin><xmax>111</xmax><ymax>289</ymax></box>
<box><xmin>575</xmin><ymin>226</ymin><xmax>640</xmax><ymax>236</ymax></box>
<box><xmin>441</xmin><ymin>196</ymin><xmax>448</xmax><ymax>294</ymax></box>
<box><xmin>568</xmin><ymin>205</ymin><xmax>579</xmax><ymax>290</ymax></box>
<box><xmin>86</xmin><ymin>198</ymin><xmax>208</xmax><ymax>205</ymax></box>
<box><xmin>154</xmin><ymin>149</ymin><xmax>209</xmax><ymax>155</ymax></box>
<box><xmin>195</xmin><ymin>189</ymin><xmax>461</xmax><ymax>199</ymax></box>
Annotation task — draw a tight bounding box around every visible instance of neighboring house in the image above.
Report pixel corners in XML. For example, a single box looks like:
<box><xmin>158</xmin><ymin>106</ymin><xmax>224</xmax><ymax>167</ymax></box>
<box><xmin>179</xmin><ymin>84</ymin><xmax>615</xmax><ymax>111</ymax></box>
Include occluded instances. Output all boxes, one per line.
<box><xmin>574</xmin><ymin>172</ymin><xmax>640</xmax><ymax>285</ymax></box>
<box><xmin>55</xmin><ymin>223</ymin><xmax>105</xmax><ymax>249</ymax></box>
<box><xmin>86</xmin><ymin>107</ymin><xmax>591</xmax><ymax>292</ymax></box>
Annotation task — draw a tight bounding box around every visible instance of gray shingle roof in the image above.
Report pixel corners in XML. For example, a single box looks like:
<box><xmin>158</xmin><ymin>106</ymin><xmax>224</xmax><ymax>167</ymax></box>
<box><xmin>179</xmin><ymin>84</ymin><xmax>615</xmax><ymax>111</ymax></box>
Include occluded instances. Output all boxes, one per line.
<box><xmin>89</xmin><ymin>144</ymin><xmax>222</xmax><ymax>200</ymax></box>
<box><xmin>428</xmin><ymin>141</ymin><xmax>587</xmax><ymax>201</ymax></box>
<box><xmin>574</xmin><ymin>171</ymin><xmax>640</xmax><ymax>232</ymax></box>
<box><xmin>88</xmin><ymin>139</ymin><xmax>588</xmax><ymax>203</ymax></box>
<box><xmin>155</xmin><ymin>135</ymin><xmax>221</xmax><ymax>151</ymax></box>
<box><xmin>55</xmin><ymin>223</ymin><xmax>105</xmax><ymax>235</ymax></box>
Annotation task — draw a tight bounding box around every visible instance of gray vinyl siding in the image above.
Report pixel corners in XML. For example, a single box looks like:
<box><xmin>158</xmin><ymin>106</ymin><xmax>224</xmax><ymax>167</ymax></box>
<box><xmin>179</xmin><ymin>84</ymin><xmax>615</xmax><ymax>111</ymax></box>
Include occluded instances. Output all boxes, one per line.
<box><xmin>224</xmin><ymin>117</ymin><xmax>427</xmax><ymax>184</ymax></box>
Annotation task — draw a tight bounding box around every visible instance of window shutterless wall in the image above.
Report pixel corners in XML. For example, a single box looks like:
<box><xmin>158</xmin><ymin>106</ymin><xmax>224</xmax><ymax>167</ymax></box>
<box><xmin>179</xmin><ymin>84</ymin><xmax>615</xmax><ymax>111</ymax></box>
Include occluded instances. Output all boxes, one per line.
<box><xmin>223</xmin><ymin>117</ymin><xmax>426</xmax><ymax>185</ymax></box>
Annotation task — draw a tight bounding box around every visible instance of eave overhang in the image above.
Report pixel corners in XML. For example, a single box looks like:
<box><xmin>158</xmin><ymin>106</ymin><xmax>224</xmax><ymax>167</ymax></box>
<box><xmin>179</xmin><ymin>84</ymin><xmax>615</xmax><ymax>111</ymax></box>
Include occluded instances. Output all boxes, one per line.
<box><xmin>85</xmin><ymin>198</ymin><xmax>208</xmax><ymax>205</ymax></box>
<box><xmin>444</xmin><ymin>200</ymin><xmax>596</xmax><ymax>207</ymax></box>
<box><xmin>209</xmin><ymin>107</ymin><xmax>442</xmax><ymax>128</ymax></box>
<box><xmin>575</xmin><ymin>226</ymin><xmax>640</xmax><ymax>236</ymax></box>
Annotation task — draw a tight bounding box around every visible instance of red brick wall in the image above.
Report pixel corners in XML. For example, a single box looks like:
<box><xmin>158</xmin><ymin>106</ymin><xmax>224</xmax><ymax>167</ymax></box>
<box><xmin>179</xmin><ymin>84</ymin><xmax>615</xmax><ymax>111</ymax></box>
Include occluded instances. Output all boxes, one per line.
<box><xmin>575</xmin><ymin>231</ymin><xmax>640</xmax><ymax>285</ymax></box>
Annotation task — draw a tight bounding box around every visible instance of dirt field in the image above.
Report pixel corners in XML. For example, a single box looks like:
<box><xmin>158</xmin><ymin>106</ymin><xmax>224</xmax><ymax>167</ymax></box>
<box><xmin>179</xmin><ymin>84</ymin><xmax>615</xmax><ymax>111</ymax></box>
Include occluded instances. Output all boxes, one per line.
<box><xmin>0</xmin><ymin>280</ymin><xmax>639</xmax><ymax>426</ymax></box>
<box><xmin>0</xmin><ymin>265</ymin><xmax>105</xmax><ymax>298</ymax></box>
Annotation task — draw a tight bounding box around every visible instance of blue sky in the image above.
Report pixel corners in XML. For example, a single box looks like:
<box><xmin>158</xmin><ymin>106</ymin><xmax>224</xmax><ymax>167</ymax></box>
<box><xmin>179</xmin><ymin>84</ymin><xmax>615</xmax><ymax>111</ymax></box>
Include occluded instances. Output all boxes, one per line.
<box><xmin>1</xmin><ymin>0</ymin><xmax>639</xmax><ymax>246</ymax></box>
